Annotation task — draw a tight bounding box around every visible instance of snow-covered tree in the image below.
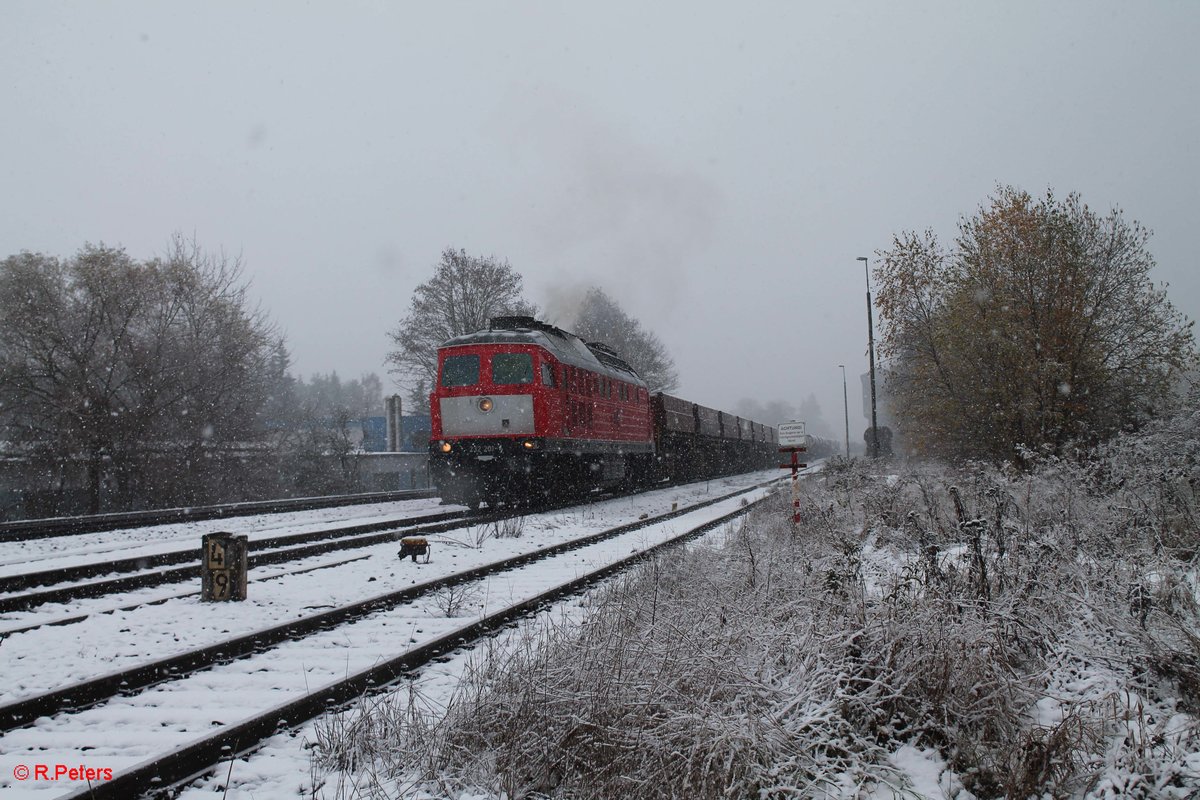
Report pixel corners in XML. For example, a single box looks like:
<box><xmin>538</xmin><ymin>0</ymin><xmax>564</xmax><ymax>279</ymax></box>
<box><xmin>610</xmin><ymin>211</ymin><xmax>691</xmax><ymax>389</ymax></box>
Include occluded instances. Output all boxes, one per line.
<box><xmin>875</xmin><ymin>186</ymin><xmax>1195</xmax><ymax>461</ymax></box>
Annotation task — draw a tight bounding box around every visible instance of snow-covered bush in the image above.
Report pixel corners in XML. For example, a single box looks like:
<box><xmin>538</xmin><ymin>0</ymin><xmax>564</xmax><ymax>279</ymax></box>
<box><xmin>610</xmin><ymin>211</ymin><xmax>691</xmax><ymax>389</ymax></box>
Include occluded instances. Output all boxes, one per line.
<box><xmin>311</xmin><ymin>414</ymin><xmax>1200</xmax><ymax>798</ymax></box>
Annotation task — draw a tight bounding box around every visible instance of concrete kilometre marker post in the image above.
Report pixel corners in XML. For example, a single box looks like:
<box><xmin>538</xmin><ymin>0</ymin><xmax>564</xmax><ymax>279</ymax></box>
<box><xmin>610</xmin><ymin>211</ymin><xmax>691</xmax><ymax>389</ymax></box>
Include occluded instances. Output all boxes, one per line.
<box><xmin>201</xmin><ymin>532</ymin><xmax>248</xmax><ymax>601</ymax></box>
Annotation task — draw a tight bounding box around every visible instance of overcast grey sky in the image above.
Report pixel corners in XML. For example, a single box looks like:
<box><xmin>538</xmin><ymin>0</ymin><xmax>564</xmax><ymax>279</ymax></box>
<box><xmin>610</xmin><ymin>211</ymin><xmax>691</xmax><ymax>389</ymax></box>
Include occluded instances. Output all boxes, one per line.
<box><xmin>3</xmin><ymin>1</ymin><xmax>1197</xmax><ymax>440</ymax></box>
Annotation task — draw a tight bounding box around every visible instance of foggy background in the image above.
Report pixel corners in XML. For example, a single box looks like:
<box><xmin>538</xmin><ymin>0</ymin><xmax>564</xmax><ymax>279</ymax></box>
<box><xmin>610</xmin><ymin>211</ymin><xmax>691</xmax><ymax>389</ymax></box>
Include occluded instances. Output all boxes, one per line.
<box><xmin>3</xmin><ymin>1</ymin><xmax>1196</xmax><ymax>444</ymax></box>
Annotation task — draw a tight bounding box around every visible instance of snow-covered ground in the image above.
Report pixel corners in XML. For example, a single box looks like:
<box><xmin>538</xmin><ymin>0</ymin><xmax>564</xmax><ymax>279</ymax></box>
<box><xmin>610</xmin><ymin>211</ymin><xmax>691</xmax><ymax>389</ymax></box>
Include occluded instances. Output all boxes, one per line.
<box><xmin>0</xmin><ymin>470</ymin><xmax>787</xmax><ymax>799</ymax></box>
<box><xmin>178</xmin><ymin>599</ymin><xmax>611</xmax><ymax>800</ymax></box>
<box><xmin>269</xmin><ymin>453</ymin><xmax>1196</xmax><ymax>800</ymax></box>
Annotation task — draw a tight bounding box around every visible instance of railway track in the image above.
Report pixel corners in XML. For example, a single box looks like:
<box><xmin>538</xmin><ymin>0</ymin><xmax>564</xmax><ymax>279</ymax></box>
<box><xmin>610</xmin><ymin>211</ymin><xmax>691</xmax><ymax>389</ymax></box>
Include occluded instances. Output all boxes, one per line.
<box><xmin>0</xmin><ymin>472</ymin><xmax>796</xmax><ymax>799</ymax></box>
<box><xmin>0</xmin><ymin>471</ymin><xmax>773</xmax><ymax>616</ymax></box>
<box><xmin>0</xmin><ymin>507</ymin><xmax>478</xmax><ymax>614</ymax></box>
<box><xmin>0</xmin><ymin>488</ymin><xmax>436</xmax><ymax>542</ymax></box>
<box><xmin>0</xmin><ymin>480</ymin><xmax>772</xmax><ymax>732</ymax></box>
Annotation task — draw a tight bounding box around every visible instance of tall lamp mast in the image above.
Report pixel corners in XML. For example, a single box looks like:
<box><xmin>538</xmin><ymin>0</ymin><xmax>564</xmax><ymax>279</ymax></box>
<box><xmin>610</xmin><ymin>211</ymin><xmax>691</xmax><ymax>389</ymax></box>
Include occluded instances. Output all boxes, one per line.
<box><xmin>856</xmin><ymin>256</ymin><xmax>880</xmax><ymax>458</ymax></box>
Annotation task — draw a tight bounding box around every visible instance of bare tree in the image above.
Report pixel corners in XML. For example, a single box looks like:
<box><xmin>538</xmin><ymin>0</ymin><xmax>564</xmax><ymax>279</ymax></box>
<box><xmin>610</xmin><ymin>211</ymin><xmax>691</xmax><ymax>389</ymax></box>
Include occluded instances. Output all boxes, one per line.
<box><xmin>272</xmin><ymin>370</ymin><xmax>387</xmax><ymax>492</ymax></box>
<box><xmin>0</xmin><ymin>236</ymin><xmax>288</xmax><ymax>512</ymax></box>
<box><xmin>799</xmin><ymin>393</ymin><xmax>833</xmax><ymax>438</ymax></box>
<box><xmin>289</xmin><ymin>371</ymin><xmax>384</xmax><ymax>421</ymax></box>
<box><xmin>875</xmin><ymin>186</ymin><xmax>1195</xmax><ymax>460</ymax></box>
<box><xmin>571</xmin><ymin>287</ymin><xmax>679</xmax><ymax>393</ymax></box>
<box><xmin>386</xmin><ymin>248</ymin><xmax>537</xmax><ymax>391</ymax></box>
<box><xmin>733</xmin><ymin>398</ymin><xmax>798</xmax><ymax>427</ymax></box>
<box><xmin>405</xmin><ymin>377</ymin><xmax>428</xmax><ymax>413</ymax></box>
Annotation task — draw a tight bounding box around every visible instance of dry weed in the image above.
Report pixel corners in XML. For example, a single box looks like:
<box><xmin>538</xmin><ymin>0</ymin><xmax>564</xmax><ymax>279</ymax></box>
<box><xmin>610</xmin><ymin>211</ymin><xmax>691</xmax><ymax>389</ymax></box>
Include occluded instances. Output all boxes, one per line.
<box><xmin>310</xmin><ymin>417</ymin><xmax>1200</xmax><ymax>798</ymax></box>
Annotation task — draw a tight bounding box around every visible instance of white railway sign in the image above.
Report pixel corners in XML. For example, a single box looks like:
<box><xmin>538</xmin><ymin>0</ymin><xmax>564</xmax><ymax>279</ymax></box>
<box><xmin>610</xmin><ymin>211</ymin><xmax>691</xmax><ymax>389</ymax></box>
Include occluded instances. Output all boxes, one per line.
<box><xmin>778</xmin><ymin>420</ymin><xmax>806</xmax><ymax>447</ymax></box>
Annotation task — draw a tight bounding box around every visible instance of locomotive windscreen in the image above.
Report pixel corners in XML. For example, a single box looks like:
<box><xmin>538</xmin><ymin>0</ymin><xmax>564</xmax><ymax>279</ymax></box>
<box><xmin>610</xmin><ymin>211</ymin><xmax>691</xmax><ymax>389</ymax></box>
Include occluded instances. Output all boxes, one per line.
<box><xmin>441</xmin><ymin>354</ymin><xmax>480</xmax><ymax>387</ymax></box>
<box><xmin>492</xmin><ymin>353</ymin><xmax>534</xmax><ymax>385</ymax></box>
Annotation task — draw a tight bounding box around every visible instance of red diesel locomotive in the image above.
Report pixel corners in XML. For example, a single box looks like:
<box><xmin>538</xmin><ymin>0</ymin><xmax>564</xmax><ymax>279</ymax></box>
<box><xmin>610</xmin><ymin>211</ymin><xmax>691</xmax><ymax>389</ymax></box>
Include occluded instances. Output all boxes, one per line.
<box><xmin>429</xmin><ymin>316</ymin><xmax>777</xmax><ymax>507</ymax></box>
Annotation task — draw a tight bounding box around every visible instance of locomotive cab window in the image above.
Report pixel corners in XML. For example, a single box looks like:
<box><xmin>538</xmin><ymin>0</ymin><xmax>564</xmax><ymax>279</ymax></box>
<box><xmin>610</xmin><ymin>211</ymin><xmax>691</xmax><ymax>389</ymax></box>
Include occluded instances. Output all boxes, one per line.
<box><xmin>492</xmin><ymin>353</ymin><xmax>533</xmax><ymax>385</ymax></box>
<box><xmin>440</xmin><ymin>354</ymin><xmax>480</xmax><ymax>387</ymax></box>
<box><xmin>541</xmin><ymin>362</ymin><xmax>556</xmax><ymax>387</ymax></box>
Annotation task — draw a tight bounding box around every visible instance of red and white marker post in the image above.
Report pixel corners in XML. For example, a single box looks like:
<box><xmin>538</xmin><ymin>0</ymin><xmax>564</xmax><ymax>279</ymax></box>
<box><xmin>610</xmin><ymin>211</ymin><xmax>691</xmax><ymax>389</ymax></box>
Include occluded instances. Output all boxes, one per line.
<box><xmin>777</xmin><ymin>420</ymin><xmax>808</xmax><ymax>528</ymax></box>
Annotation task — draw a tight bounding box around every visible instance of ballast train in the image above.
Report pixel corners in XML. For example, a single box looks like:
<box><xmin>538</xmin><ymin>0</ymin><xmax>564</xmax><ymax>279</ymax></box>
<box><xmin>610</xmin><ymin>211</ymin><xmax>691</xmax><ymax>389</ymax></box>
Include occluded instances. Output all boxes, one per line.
<box><xmin>428</xmin><ymin>316</ymin><xmax>778</xmax><ymax>508</ymax></box>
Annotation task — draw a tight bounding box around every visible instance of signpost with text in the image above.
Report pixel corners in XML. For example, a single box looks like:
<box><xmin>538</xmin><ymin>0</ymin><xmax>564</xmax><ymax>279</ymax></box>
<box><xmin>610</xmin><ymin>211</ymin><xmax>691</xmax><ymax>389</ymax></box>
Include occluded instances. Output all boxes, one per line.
<box><xmin>778</xmin><ymin>421</ymin><xmax>807</xmax><ymax>527</ymax></box>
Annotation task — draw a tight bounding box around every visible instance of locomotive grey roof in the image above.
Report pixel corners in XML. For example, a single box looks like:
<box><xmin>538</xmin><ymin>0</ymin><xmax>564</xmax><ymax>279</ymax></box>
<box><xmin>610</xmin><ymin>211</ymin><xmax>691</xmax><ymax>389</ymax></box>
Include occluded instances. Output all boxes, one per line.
<box><xmin>440</xmin><ymin>316</ymin><xmax>646</xmax><ymax>386</ymax></box>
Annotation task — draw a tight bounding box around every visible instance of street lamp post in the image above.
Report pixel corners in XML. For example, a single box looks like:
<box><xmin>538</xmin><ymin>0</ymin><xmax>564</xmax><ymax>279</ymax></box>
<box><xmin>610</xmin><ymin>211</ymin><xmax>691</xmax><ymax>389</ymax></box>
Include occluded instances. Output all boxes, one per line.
<box><xmin>838</xmin><ymin>364</ymin><xmax>850</xmax><ymax>459</ymax></box>
<box><xmin>856</xmin><ymin>256</ymin><xmax>880</xmax><ymax>458</ymax></box>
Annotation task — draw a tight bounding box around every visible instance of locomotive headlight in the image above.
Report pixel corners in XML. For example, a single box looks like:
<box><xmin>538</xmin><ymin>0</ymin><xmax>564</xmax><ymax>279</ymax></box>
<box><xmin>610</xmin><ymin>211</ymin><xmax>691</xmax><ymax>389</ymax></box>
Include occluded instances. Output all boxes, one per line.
<box><xmin>522</xmin><ymin>439</ymin><xmax>537</xmax><ymax>450</ymax></box>
<box><xmin>478</xmin><ymin>397</ymin><xmax>494</xmax><ymax>413</ymax></box>
<box><xmin>439</xmin><ymin>441</ymin><xmax>452</xmax><ymax>453</ymax></box>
